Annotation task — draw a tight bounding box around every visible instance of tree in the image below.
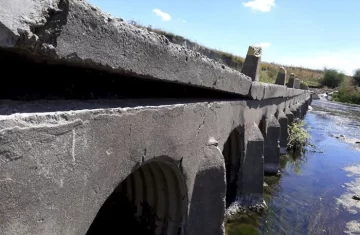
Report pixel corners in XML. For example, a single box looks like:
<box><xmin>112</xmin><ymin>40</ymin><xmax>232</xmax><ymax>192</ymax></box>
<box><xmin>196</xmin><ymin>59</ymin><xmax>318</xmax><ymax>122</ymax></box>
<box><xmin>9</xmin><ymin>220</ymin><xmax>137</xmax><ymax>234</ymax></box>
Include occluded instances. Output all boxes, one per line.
<box><xmin>354</xmin><ymin>69</ymin><xmax>360</xmax><ymax>86</ymax></box>
<box><xmin>320</xmin><ymin>68</ymin><xmax>345</xmax><ymax>88</ymax></box>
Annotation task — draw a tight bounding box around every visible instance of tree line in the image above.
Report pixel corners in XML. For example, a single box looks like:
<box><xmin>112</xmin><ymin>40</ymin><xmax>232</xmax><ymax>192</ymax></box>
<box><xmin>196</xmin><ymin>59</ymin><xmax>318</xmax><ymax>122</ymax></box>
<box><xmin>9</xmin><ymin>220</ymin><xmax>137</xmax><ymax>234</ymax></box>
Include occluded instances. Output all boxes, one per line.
<box><xmin>320</xmin><ymin>68</ymin><xmax>360</xmax><ymax>104</ymax></box>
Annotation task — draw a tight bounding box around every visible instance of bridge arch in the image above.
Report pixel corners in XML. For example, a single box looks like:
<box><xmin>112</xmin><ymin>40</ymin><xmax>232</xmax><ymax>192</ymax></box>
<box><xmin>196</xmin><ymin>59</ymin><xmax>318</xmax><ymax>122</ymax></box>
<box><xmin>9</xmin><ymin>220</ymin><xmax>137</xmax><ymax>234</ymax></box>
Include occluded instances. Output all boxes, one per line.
<box><xmin>86</xmin><ymin>157</ymin><xmax>187</xmax><ymax>235</ymax></box>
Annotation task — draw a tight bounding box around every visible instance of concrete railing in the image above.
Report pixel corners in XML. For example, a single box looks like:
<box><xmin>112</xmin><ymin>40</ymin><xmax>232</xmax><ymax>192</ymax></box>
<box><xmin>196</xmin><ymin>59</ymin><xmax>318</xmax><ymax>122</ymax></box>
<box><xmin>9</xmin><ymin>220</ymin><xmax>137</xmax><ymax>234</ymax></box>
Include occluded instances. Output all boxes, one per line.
<box><xmin>0</xmin><ymin>1</ymin><xmax>312</xmax><ymax>235</ymax></box>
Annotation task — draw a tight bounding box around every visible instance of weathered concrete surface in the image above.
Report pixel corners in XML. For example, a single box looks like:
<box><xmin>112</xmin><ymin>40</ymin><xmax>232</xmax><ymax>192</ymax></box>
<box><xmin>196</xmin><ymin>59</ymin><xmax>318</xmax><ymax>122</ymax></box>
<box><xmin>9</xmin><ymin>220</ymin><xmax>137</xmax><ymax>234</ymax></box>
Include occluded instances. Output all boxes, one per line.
<box><xmin>248</xmin><ymin>83</ymin><xmax>308</xmax><ymax>101</ymax></box>
<box><xmin>290</xmin><ymin>104</ymin><xmax>299</xmax><ymax>118</ymax></box>
<box><xmin>0</xmin><ymin>100</ymin><xmax>238</xmax><ymax>235</ymax></box>
<box><xmin>0</xmin><ymin>0</ymin><xmax>311</xmax><ymax>102</ymax></box>
<box><xmin>0</xmin><ymin>0</ymin><xmax>253</xmax><ymax>96</ymax></box>
<box><xmin>263</xmin><ymin>116</ymin><xmax>281</xmax><ymax>174</ymax></box>
<box><xmin>226</xmin><ymin>122</ymin><xmax>265</xmax><ymax>216</ymax></box>
<box><xmin>0</xmin><ymin>0</ymin><xmax>313</xmax><ymax>234</ymax></box>
<box><xmin>277</xmin><ymin>110</ymin><xmax>288</xmax><ymax>155</ymax></box>
<box><xmin>241</xmin><ymin>46</ymin><xmax>262</xmax><ymax>82</ymax></box>
<box><xmin>0</xmin><ymin>94</ymin><xmax>311</xmax><ymax>235</ymax></box>
<box><xmin>275</xmin><ymin>67</ymin><xmax>287</xmax><ymax>86</ymax></box>
<box><xmin>287</xmin><ymin>73</ymin><xmax>296</xmax><ymax>88</ymax></box>
<box><xmin>285</xmin><ymin>107</ymin><xmax>295</xmax><ymax>125</ymax></box>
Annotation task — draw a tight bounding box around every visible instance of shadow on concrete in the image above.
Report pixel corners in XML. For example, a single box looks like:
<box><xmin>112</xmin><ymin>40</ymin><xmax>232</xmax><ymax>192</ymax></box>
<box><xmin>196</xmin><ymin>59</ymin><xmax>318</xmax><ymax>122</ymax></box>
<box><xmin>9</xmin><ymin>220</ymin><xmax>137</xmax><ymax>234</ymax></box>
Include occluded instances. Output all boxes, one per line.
<box><xmin>187</xmin><ymin>167</ymin><xmax>225</xmax><ymax>235</ymax></box>
<box><xmin>222</xmin><ymin>127</ymin><xmax>245</xmax><ymax>208</ymax></box>
<box><xmin>0</xmin><ymin>48</ymin><xmax>243</xmax><ymax>114</ymax></box>
<box><xmin>86</xmin><ymin>158</ymin><xmax>187</xmax><ymax>235</ymax></box>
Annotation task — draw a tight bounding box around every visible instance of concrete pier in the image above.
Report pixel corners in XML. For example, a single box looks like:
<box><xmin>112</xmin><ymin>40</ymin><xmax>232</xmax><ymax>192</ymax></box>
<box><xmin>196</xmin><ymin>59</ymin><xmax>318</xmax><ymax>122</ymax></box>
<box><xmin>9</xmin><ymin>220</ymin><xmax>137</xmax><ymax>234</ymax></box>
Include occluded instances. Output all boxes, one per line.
<box><xmin>277</xmin><ymin>111</ymin><xmax>289</xmax><ymax>155</ymax></box>
<box><xmin>263</xmin><ymin>116</ymin><xmax>281</xmax><ymax>174</ymax></box>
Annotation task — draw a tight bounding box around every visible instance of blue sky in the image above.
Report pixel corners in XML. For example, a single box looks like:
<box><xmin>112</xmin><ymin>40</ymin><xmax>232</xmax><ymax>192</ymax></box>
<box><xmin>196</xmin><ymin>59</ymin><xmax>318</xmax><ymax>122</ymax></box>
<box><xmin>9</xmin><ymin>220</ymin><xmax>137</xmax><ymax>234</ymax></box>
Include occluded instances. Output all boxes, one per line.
<box><xmin>88</xmin><ymin>0</ymin><xmax>360</xmax><ymax>75</ymax></box>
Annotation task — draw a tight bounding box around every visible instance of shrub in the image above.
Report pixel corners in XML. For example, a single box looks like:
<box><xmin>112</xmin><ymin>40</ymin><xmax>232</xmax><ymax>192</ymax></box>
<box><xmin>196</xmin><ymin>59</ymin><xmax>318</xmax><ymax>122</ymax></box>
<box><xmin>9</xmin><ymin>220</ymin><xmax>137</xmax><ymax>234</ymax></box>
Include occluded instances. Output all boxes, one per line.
<box><xmin>287</xmin><ymin>119</ymin><xmax>310</xmax><ymax>151</ymax></box>
<box><xmin>320</xmin><ymin>69</ymin><xmax>345</xmax><ymax>88</ymax></box>
<box><xmin>333</xmin><ymin>83</ymin><xmax>360</xmax><ymax>104</ymax></box>
<box><xmin>354</xmin><ymin>69</ymin><xmax>360</xmax><ymax>86</ymax></box>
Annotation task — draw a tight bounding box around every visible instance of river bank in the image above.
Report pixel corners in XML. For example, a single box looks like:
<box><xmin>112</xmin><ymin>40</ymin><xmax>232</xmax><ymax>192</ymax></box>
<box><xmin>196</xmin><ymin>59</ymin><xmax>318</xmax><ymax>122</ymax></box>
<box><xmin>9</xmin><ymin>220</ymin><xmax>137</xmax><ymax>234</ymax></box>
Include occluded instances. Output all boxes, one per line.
<box><xmin>226</xmin><ymin>100</ymin><xmax>360</xmax><ymax>235</ymax></box>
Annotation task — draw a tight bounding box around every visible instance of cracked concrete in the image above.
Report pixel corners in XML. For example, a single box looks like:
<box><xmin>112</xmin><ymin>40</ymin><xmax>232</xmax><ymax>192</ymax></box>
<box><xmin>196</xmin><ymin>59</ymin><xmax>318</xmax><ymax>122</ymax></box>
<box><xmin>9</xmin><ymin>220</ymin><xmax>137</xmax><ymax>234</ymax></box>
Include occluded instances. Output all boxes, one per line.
<box><xmin>0</xmin><ymin>0</ymin><xmax>308</xmax><ymax>99</ymax></box>
<box><xmin>0</xmin><ymin>96</ymin><xmax>311</xmax><ymax>235</ymax></box>
<box><xmin>0</xmin><ymin>0</ymin><xmax>312</xmax><ymax>234</ymax></box>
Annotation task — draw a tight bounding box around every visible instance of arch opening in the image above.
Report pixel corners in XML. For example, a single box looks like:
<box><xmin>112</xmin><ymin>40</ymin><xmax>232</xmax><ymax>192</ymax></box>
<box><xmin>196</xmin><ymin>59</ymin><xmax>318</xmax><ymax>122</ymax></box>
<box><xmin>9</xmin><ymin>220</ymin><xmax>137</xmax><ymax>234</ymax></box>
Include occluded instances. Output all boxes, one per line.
<box><xmin>222</xmin><ymin>127</ymin><xmax>245</xmax><ymax>208</ymax></box>
<box><xmin>86</xmin><ymin>159</ymin><xmax>187</xmax><ymax>235</ymax></box>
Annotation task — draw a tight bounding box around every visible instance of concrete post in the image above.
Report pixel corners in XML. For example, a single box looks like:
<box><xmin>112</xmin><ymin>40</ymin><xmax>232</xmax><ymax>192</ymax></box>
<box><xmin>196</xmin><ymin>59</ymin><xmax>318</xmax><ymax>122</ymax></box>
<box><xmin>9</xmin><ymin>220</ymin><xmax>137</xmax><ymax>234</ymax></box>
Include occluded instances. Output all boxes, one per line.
<box><xmin>287</xmin><ymin>73</ymin><xmax>295</xmax><ymax>88</ymax></box>
<box><xmin>276</xmin><ymin>111</ymin><xmax>288</xmax><ymax>155</ymax></box>
<box><xmin>263</xmin><ymin>116</ymin><xmax>281</xmax><ymax>174</ymax></box>
<box><xmin>241</xmin><ymin>46</ymin><xmax>262</xmax><ymax>81</ymax></box>
<box><xmin>294</xmin><ymin>79</ymin><xmax>301</xmax><ymax>89</ymax></box>
<box><xmin>275</xmin><ymin>67</ymin><xmax>287</xmax><ymax>86</ymax></box>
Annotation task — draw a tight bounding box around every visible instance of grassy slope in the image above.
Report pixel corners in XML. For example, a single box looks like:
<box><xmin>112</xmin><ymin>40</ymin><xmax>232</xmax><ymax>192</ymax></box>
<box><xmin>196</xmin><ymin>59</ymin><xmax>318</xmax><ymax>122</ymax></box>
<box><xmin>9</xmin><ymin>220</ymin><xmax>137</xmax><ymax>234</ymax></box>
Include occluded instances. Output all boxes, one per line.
<box><xmin>132</xmin><ymin>23</ymin><xmax>324</xmax><ymax>86</ymax></box>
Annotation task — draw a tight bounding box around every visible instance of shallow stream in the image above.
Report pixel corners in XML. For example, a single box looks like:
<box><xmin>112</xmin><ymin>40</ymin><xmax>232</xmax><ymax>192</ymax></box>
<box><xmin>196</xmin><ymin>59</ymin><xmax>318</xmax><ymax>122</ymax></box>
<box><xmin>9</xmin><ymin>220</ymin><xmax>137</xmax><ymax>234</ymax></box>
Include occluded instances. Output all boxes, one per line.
<box><xmin>226</xmin><ymin>100</ymin><xmax>360</xmax><ymax>235</ymax></box>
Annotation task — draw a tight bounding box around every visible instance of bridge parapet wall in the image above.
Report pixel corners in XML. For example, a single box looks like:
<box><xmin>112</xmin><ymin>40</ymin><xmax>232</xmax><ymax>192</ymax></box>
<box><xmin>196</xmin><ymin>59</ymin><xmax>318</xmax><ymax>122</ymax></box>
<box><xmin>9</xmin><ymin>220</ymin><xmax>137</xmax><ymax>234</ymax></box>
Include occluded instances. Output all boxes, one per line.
<box><xmin>0</xmin><ymin>0</ymin><xmax>312</xmax><ymax>234</ymax></box>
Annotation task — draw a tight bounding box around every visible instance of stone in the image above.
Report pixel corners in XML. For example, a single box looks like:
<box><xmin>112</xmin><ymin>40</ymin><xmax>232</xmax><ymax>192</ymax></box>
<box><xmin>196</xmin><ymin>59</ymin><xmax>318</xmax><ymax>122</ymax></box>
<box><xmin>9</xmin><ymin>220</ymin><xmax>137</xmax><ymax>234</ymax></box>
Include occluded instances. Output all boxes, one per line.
<box><xmin>241</xmin><ymin>46</ymin><xmax>262</xmax><ymax>81</ymax></box>
<box><xmin>275</xmin><ymin>67</ymin><xmax>287</xmax><ymax>86</ymax></box>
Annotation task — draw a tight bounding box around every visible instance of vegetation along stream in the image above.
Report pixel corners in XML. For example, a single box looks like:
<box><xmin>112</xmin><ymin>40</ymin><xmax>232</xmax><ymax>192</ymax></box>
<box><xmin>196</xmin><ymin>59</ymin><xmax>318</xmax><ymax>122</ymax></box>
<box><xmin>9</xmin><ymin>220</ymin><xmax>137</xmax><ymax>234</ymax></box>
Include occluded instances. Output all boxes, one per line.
<box><xmin>226</xmin><ymin>100</ymin><xmax>360</xmax><ymax>235</ymax></box>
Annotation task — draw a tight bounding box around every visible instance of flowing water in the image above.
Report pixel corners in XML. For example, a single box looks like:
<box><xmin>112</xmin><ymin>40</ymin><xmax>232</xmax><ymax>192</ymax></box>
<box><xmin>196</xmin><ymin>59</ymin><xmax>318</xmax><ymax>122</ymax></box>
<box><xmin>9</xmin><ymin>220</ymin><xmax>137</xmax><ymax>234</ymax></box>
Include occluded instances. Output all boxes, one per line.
<box><xmin>226</xmin><ymin>100</ymin><xmax>360</xmax><ymax>235</ymax></box>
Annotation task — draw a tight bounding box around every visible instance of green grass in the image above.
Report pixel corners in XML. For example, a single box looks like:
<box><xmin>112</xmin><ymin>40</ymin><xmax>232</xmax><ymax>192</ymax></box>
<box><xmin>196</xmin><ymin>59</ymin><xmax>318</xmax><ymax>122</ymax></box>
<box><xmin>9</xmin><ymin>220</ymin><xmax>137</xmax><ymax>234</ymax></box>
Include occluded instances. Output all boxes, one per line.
<box><xmin>304</xmin><ymin>80</ymin><xmax>321</xmax><ymax>87</ymax></box>
<box><xmin>333</xmin><ymin>86</ymin><xmax>360</xmax><ymax>104</ymax></box>
<box><xmin>287</xmin><ymin>119</ymin><xmax>310</xmax><ymax>152</ymax></box>
<box><xmin>226</xmin><ymin>224</ymin><xmax>258</xmax><ymax>235</ymax></box>
<box><xmin>326</xmin><ymin>74</ymin><xmax>360</xmax><ymax>105</ymax></box>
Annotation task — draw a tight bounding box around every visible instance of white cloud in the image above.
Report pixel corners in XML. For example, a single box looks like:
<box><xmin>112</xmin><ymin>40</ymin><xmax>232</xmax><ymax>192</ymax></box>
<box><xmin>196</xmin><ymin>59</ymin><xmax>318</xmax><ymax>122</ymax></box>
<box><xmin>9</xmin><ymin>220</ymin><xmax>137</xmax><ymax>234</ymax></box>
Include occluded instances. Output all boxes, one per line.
<box><xmin>243</xmin><ymin>0</ymin><xmax>275</xmax><ymax>12</ymax></box>
<box><xmin>254</xmin><ymin>42</ymin><xmax>271</xmax><ymax>49</ymax></box>
<box><xmin>272</xmin><ymin>49</ymin><xmax>360</xmax><ymax>76</ymax></box>
<box><xmin>153</xmin><ymin>9</ymin><xmax>172</xmax><ymax>21</ymax></box>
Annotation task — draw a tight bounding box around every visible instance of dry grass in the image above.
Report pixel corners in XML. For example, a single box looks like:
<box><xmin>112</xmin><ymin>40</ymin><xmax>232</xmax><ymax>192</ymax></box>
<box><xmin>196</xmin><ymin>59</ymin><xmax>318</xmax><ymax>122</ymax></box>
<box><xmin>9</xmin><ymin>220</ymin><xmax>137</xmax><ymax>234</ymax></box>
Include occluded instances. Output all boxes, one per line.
<box><xmin>129</xmin><ymin>21</ymin><xmax>326</xmax><ymax>86</ymax></box>
<box><xmin>259</xmin><ymin>62</ymin><xmax>323</xmax><ymax>86</ymax></box>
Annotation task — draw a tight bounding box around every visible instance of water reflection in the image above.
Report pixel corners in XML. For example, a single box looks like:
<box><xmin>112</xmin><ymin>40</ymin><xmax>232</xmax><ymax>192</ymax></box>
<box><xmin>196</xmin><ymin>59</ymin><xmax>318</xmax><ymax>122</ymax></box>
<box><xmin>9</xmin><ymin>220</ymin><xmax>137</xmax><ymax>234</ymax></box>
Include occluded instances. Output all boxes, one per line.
<box><xmin>226</xmin><ymin>100</ymin><xmax>360</xmax><ymax>235</ymax></box>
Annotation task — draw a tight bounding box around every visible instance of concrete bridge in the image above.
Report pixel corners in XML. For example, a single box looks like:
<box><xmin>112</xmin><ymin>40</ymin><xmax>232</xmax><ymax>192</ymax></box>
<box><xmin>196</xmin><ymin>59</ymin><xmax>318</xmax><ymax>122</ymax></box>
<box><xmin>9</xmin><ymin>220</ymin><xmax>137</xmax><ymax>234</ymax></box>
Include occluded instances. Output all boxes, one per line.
<box><xmin>0</xmin><ymin>0</ymin><xmax>311</xmax><ymax>234</ymax></box>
